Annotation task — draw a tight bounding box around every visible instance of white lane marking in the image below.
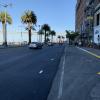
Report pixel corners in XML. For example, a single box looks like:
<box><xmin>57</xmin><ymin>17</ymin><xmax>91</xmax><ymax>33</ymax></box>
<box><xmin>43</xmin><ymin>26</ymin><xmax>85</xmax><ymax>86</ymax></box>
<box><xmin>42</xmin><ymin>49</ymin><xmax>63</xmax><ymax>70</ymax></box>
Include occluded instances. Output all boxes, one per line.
<box><xmin>50</xmin><ymin>58</ymin><xmax>55</xmax><ymax>61</ymax></box>
<box><xmin>39</xmin><ymin>70</ymin><xmax>43</xmax><ymax>74</ymax></box>
<box><xmin>58</xmin><ymin>47</ymin><xmax>66</xmax><ymax>99</ymax></box>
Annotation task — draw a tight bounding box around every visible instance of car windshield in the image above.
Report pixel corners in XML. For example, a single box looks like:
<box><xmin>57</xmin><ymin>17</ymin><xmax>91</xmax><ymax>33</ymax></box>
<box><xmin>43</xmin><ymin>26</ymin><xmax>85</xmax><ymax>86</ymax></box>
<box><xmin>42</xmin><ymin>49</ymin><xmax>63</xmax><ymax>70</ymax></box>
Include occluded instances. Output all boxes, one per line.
<box><xmin>0</xmin><ymin>0</ymin><xmax>100</xmax><ymax>100</ymax></box>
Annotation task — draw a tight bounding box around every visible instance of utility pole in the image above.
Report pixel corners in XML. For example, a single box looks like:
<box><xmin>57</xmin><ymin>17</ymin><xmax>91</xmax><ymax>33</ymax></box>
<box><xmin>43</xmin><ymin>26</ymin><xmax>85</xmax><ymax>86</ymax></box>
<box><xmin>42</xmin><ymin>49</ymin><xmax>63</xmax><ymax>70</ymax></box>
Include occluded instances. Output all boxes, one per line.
<box><xmin>36</xmin><ymin>25</ymin><xmax>41</xmax><ymax>42</ymax></box>
<box><xmin>18</xmin><ymin>25</ymin><xmax>25</xmax><ymax>43</ymax></box>
<box><xmin>38</xmin><ymin>25</ymin><xmax>41</xmax><ymax>42</ymax></box>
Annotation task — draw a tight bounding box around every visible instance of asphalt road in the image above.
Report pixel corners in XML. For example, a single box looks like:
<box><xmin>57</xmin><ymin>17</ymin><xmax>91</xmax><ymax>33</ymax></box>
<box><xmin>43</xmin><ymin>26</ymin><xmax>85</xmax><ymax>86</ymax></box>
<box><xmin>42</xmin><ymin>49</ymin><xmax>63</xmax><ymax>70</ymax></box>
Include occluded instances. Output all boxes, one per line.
<box><xmin>0</xmin><ymin>45</ymin><xmax>65</xmax><ymax>100</ymax></box>
<box><xmin>48</xmin><ymin>45</ymin><xmax>100</xmax><ymax>100</ymax></box>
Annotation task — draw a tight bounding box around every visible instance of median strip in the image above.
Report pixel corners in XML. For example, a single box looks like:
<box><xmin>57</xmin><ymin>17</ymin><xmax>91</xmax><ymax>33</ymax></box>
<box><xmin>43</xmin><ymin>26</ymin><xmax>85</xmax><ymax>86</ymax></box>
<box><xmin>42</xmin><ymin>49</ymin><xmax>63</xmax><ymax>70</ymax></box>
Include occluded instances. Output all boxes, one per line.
<box><xmin>77</xmin><ymin>47</ymin><xmax>100</xmax><ymax>59</ymax></box>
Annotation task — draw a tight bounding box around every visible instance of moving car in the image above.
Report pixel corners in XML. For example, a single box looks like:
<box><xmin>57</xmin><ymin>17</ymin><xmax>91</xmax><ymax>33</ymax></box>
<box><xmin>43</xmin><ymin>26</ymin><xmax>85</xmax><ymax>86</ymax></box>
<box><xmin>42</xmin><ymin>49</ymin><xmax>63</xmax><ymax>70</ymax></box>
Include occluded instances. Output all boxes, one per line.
<box><xmin>47</xmin><ymin>42</ymin><xmax>54</xmax><ymax>46</ymax></box>
<box><xmin>29</xmin><ymin>42</ymin><xmax>43</xmax><ymax>49</ymax></box>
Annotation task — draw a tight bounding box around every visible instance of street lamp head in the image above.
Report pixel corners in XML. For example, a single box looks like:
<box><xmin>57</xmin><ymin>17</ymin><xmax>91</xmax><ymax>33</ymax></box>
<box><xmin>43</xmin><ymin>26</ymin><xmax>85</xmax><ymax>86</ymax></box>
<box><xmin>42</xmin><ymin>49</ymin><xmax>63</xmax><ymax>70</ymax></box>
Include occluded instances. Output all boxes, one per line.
<box><xmin>0</xmin><ymin>3</ymin><xmax>12</xmax><ymax>8</ymax></box>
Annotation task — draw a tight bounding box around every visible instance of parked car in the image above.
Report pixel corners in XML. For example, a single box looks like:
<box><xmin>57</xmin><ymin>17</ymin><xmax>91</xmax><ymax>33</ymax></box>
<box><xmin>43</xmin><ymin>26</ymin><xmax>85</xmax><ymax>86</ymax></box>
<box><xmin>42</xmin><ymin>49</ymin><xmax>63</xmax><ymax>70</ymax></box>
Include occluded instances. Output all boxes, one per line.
<box><xmin>29</xmin><ymin>42</ymin><xmax>43</xmax><ymax>49</ymax></box>
<box><xmin>47</xmin><ymin>42</ymin><xmax>54</xmax><ymax>46</ymax></box>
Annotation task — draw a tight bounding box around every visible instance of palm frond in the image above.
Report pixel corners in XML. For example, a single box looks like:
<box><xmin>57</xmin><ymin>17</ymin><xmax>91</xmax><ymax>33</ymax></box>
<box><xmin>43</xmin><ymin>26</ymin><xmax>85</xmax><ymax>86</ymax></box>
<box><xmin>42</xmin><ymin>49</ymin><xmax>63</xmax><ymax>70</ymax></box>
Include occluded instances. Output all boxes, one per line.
<box><xmin>41</xmin><ymin>24</ymin><xmax>51</xmax><ymax>31</ymax></box>
<box><xmin>50</xmin><ymin>30</ymin><xmax>56</xmax><ymax>36</ymax></box>
<box><xmin>21</xmin><ymin>10</ymin><xmax>37</xmax><ymax>25</ymax></box>
<box><xmin>0</xmin><ymin>11</ymin><xmax>12</xmax><ymax>24</ymax></box>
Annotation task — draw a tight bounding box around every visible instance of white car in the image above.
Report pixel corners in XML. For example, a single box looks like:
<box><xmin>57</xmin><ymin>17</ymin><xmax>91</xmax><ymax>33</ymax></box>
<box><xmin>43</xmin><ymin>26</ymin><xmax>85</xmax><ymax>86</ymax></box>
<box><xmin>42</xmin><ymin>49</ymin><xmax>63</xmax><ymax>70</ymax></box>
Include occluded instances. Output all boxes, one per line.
<box><xmin>29</xmin><ymin>42</ymin><xmax>43</xmax><ymax>49</ymax></box>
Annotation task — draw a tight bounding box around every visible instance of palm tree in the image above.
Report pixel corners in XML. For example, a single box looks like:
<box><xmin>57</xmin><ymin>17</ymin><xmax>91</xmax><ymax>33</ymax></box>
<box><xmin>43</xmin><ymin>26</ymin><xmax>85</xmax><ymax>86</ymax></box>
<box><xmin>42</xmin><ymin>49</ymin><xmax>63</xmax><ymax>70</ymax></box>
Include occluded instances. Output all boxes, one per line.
<box><xmin>38</xmin><ymin>29</ymin><xmax>44</xmax><ymax>42</ymax></box>
<box><xmin>66</xmin><ymin>30</ymin><xmax>71</xmax><ymax>44</ymax></box>
<box><xmin>50</xmin><ymin>30</ymin><xmax>56</xmax><ymax>43</ymax></box>
<box><xmin>0</xmin><ymin>11</ymin><xmax>12</xmax><ymax>46</ymax></box>
<box><xmin>66</xmin><ymin>30</ymin><xmax>79</xmax><ymax>45</ymax></box>
<box><xmin>58</xmin><ymin>35</ymin><xmax>61</xmax><ymax>43</ymax></box>
<box><xmin>62</xmin><ymin>36</ymin><xmax>65</xmax><ymax>43</ymax></box>
<box><xmin>21</xmin><ymin>10</ymin><xmax>37</xmax><ymax>44</ymax></box>
<box><xmin>41</xmin><ymin>24</ymin><xmax>51</xmax><ymax>43</ymax></box>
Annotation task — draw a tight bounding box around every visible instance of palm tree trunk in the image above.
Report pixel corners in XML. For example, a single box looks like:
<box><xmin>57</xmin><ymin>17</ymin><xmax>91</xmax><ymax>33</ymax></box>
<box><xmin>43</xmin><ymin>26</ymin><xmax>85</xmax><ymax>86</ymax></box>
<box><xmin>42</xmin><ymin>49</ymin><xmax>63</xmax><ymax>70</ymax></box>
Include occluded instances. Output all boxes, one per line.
<box><xmin>3</xmin><ymin>23</ymin><xmax>7</xmax><ymax>46</ymax></box>
<box><xmin>44</xmin><ymin>30</ymin><xmax>46</xmax><ymax>43</ymax></box>
<box><xmin>59</xmin><ymin>38</ymin><xmax>60</xmax><ymax>43</ymax></box>
<box><xmin>39</xmin><ymin>34</ymin><xmax>41</xmax><ymax>42</ymax></box>
<box><xmin>28</xmin><ymin>29</ymin><xmax>31</xmax><ymax>44</ymax></box>
<box><xmin>51</xmin><ymin>35</ymin><xmax>53</xmax><ymax>43</ymax></box>
<box><xmin>41</xmin><ymin>34</ymin><xmax>42</xmax><ymax>43</ymax></box>
<box><xmin>69</xmin><ymin>38</ymin><xmax>70</xmax><ymax>45</ymax></box>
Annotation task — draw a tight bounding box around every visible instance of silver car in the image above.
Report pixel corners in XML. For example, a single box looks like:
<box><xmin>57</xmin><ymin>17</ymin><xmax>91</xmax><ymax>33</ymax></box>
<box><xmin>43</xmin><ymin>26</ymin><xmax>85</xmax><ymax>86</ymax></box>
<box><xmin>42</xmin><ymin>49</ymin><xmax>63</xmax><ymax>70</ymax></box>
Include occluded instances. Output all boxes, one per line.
<box><xmin>29</xmin><ymin>42</ymin><xmax>43</xmax><ymax>49</ymax></box>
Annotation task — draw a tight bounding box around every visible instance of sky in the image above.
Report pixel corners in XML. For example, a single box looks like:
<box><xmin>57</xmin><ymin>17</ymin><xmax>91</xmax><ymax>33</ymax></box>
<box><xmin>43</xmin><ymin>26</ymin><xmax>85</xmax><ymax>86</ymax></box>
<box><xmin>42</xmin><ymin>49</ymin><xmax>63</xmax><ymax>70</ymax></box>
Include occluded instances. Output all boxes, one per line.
<box><xmin>0</xmin><ymin>0</ymin><xmax>76</xmax><ymax>42</ymax></box>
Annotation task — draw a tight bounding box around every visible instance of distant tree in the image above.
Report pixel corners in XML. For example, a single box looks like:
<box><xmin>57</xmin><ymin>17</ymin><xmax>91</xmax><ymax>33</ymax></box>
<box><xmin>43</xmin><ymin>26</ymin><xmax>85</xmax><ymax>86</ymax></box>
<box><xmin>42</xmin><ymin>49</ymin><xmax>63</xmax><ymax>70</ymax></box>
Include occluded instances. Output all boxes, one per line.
<box><xmin>66</xmin><ymin>30</ymin><xmax>71</xmax><ymax>38</ymax></box>
<box><xmin>62</xmin><ymin>36</ymin><xmax>65</xmax><ymax>42</ymax></box>
<box><xmin>41</xmin><ymin>24</ymin><xmax>51</xmax><ymax>43</ymax></box>
<box><xmin>66</xmin><ymin>30</ymin><xmax>71</xmax><ymax>44</ymax></box>
<box><xmin>66</xmin><ymin>30</ymin><xmax>79</xmax><ymax>44</ymax></box>
<box><xmin>46</xmin><ymin>37</ymin><xmax>50</xmax><ymax>42</ymax></box>
<box><xmin>21</xmin><ymin>10</ymin><xmax>37</xmax><ymax>44</ymax></box>
<box><xmin>50</xmin><ymin>30</ymin><xmax>56</xmax><ymax>42</ymax></box>
<box><xmin>0</xmin><ymin>11</ymin><xmax>12</xmax><ymax>46</ymax></box>
<box><xmin>58</xmin><ymin>35</ymin><xmax>61</xmax><ymax>43</ymax></box>
<box><xmin>70</xmin><ymin>31</ymin><xmax>79</xmax><ymax>41</ymax></box>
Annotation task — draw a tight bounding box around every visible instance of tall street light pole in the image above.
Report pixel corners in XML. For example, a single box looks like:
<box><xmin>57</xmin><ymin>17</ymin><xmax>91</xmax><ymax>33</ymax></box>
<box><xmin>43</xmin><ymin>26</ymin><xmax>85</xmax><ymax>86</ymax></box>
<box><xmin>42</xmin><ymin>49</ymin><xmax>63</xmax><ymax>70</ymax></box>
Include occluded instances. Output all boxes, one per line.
<box><xmin>0</xmin><ymin>3</ymin><xmax>12</xmax><ymax>46</ymax></box>
<box><xmin>18</xmin><ymin>25</ymin><xmax>25</xmax><ymax>43</ymax></box>
<box><xmin>38</xmin><ymin>25</ymin><xmax>41</xmax><ymax>42</ymax></box>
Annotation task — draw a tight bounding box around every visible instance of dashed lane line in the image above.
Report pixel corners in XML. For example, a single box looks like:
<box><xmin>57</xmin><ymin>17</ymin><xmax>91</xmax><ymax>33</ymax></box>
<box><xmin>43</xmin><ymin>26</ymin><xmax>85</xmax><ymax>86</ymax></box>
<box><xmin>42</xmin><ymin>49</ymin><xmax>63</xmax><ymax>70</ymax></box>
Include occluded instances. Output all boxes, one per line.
<box><xmin>39</xmin><ymin>70</ymin><xmax>43</xmax><ymax>74</ymax></box>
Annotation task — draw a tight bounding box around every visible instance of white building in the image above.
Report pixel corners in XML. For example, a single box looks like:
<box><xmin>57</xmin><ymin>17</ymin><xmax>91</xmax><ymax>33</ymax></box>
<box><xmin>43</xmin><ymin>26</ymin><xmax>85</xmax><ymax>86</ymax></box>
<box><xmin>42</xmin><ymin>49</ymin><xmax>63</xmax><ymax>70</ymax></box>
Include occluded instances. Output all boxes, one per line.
<box><xmin>94</xmin><ymin>3</ymin><xmax>100</xmax><ymax>44</ymax></box>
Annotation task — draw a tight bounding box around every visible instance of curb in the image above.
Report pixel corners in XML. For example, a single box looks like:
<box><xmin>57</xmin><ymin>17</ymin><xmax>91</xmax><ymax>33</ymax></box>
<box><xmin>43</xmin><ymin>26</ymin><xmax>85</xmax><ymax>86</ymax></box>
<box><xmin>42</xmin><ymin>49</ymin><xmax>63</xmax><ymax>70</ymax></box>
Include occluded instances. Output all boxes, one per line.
<box><xmin>47</xmin><ymin>45</ymin><xmax>66</xmax><ymax>100</ymax></box>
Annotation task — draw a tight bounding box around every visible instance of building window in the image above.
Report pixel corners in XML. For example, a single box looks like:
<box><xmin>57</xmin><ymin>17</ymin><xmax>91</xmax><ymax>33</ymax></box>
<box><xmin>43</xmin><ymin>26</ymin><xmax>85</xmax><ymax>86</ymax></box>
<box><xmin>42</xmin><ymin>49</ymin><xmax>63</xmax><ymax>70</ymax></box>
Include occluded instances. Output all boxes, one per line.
<box><xmin>96</xmin><ymin>14</ymin><xmax>100</xmax><ymax>26</ymax></box>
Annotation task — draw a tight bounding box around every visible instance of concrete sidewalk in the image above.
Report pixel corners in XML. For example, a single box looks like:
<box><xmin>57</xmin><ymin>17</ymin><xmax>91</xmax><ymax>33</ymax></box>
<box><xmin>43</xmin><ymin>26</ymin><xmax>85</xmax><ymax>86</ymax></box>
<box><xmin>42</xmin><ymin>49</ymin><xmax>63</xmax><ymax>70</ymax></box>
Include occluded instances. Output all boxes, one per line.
<box><xmin>47</xmin><ymin>45</ymin><xmax>100</xmax><ymax>100</ymax></box>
